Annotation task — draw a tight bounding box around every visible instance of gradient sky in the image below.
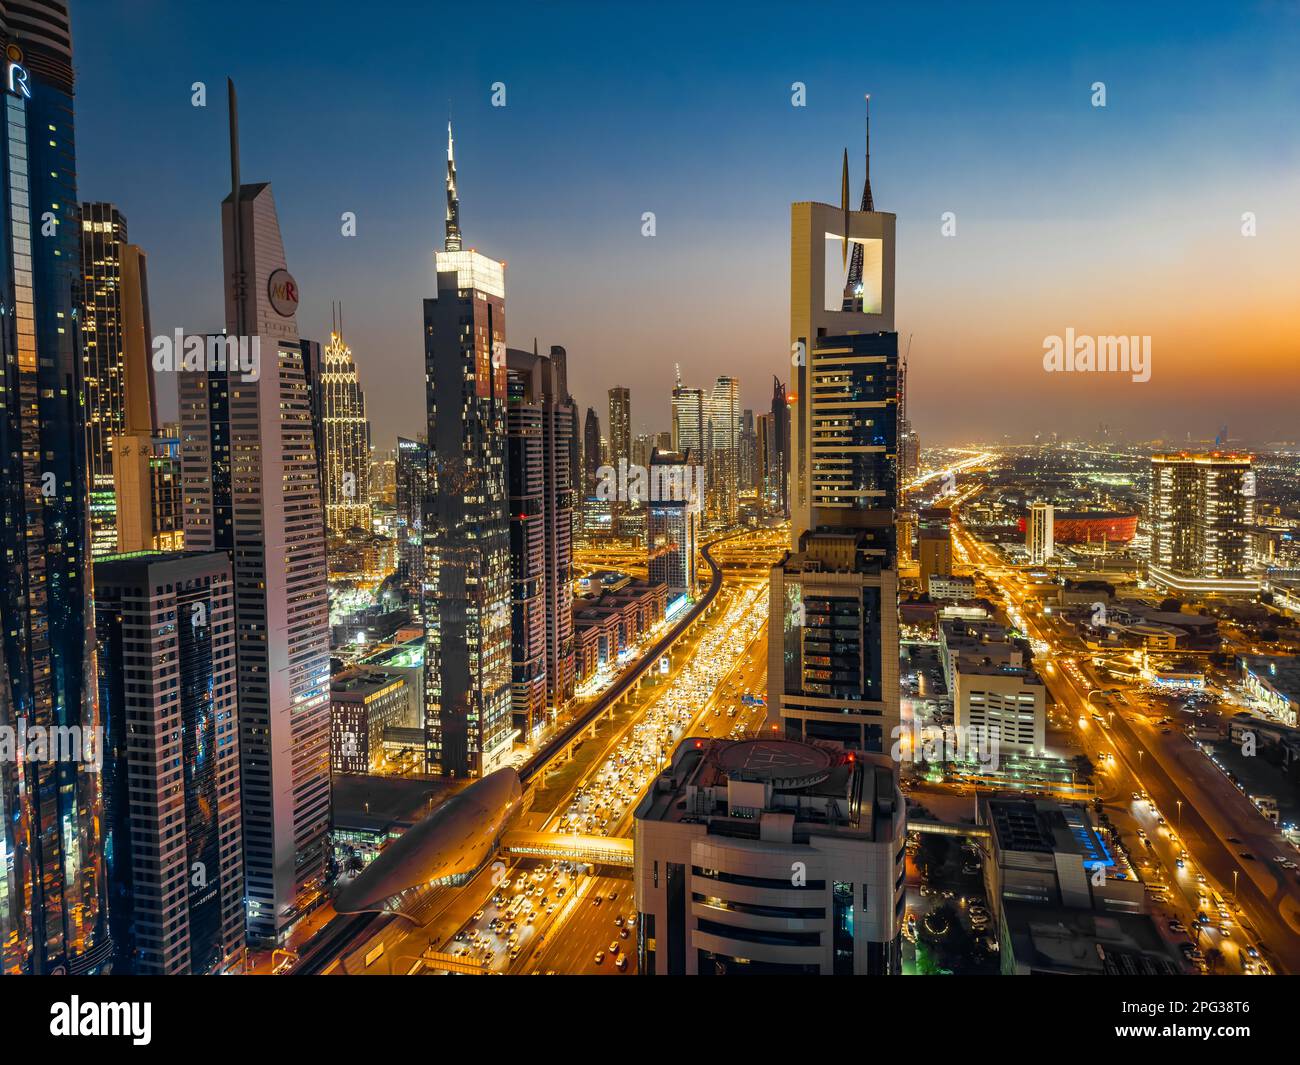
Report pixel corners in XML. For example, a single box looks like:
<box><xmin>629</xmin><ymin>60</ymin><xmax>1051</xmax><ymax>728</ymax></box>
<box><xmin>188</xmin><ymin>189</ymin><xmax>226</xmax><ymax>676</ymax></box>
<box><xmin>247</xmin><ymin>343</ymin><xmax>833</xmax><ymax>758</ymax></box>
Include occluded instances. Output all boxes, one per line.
<box><xmin>73</xmin><ymin>0</ymin><xmax>1300</xmax><ymax>448</ymax></box>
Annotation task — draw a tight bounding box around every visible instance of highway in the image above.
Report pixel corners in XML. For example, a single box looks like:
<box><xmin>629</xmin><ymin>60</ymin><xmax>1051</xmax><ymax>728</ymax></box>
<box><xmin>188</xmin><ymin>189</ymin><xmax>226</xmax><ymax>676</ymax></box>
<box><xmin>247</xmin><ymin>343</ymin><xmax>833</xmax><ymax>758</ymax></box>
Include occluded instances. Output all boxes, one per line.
<box><xmin>954</xmin><ymin>519</ymin><xmax>1300</xmax><ymax>975</ymax></box>
<box><xmin>297</xmin><ymin>525</ymin><xmax>785</xmax><ymax>976</ymax></box>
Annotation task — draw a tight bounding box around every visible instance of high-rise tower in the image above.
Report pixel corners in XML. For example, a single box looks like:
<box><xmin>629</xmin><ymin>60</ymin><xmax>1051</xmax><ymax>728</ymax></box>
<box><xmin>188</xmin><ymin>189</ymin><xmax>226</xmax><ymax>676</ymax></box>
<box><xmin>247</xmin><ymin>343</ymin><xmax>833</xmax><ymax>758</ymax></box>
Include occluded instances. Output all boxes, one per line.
<box><xmin>423</xmin><ymin>122</ymin><xmax>513</xmax><ymax>776</ymax></box>
<box><xmin>1148</xmin><ymin>453</ymin><xmax>1257</xmax><ymax>594</ymax></box>
<box><xmin>321</xmin><ymin>304</ymin><xmax>373</xmax><ymax>537</ymax></box>
<box><xmin>94</xmin><ymin>550</ymin><xmax>245</xmax><ymax>974</ymax></box>
<box><xmin>769</xmin><ymin>108</ymin><xmax>902</xmax><ymax>774</ymax></box>
<box><xmin>179</xmin><ymin>82</ymin><xmax>331</xmax><ymax>944</ymax></box>
<box><xmin>0</xmin><ymin>0</ymin><xmax>112</xmax><ymax>975</ymax></box>
<box><xmin>506</xmin><ymin>345</ymin><xmax>576</xmax><ymax>736</ymax></box>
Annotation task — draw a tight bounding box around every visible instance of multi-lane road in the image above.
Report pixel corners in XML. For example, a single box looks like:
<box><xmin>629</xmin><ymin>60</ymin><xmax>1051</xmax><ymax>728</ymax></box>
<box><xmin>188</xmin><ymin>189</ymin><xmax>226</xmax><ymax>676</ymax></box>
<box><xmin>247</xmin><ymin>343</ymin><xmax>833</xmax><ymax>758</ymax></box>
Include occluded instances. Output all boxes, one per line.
<box><xmin>299</xmin><ymin>527</ymin><xmax>785</xmax><ymax>976</ymax></box>
<box><xmin>954</xmin><ymin>520</ymin><xmax>1300</xmax><ymax>975</ymax></box>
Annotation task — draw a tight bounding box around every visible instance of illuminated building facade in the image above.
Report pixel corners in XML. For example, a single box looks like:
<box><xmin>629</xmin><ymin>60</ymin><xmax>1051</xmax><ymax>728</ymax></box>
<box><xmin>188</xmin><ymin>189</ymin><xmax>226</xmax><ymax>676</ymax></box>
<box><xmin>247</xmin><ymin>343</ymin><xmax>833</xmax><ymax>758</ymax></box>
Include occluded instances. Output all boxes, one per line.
<box><xmin>423</xmin><ymin>121</ymin><xmax>513</xmax><ymax>777</ymax></box>
<box><xmin>634</xmin><ymin>738</ymin><xmax>906</xmax><ymax>975</ymax></box>
<box><xmin>0</xmin><ymin>0</ymin><xmax>111</xmax><ymax>975</ymax></box>
<box><xmin>1148</xmin><ymin>453</ymin><xmax>1257</xmax><ymax>594</ymax></box>
<box><xmin>94</xmin><ymin>550</ymin><xmax>245</xmax><ymax>974</ymax></box>
<box><xmin>180</xmin><ymin>87</ymin><xmax>332</xmax><ymax>943</ymax></box>
<box><xmin>80</xmin><ymin>202</ymin><xmax>145</xmax><ymax>556</ymax></box>
<box><xmin>1027</xmin><ymin>501</ymin><xmax>1054</xmax><ymax>565</ymax></box>
<box><xmin>917</xmin><ymin>507</ymin><xmax>952</xmax><ymax>595</ymax></box>
<box><xmin>771</xmin><ymin>128</ymin><xmax>902</xmax><ymax>766</ymax></box>
<box><xmin>646</xmin><ymin>447</ymin><xmax>703</xmax><ymax>599</ymax></box>
<box><xmin>704</xmin><ymin>374</ymin><xmax>741</xmax><ymax>525</ymax></box>
<box><xmin>321</xmin><ymin>311</ymin><xmax>373</xmax><ymax>536</ymax></box>
<box><xmin>506</xmin><ymin>345</ymin><xmax>576</xmax><ymax>736</ymax></box>
<box><xmin>395</xmin><ymin>435</ymin><xmax>427</xmax><ymax>603</ymax></box>
<box><xmin>672</xmin><ymin>375</ymin><xmax>704</xmax><ymax>455</ymax></box>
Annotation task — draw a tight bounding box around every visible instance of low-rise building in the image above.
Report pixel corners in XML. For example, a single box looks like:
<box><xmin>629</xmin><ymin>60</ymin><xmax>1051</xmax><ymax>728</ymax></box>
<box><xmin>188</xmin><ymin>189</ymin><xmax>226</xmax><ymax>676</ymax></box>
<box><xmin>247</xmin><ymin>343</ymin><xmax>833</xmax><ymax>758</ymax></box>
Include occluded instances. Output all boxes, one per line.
<box><xmin>634</xmin><ymin>737</ymin><xmax>906</xmax><ymax>975</ymax></box>
<box><xmin>940</xmin><ymin>619</ymin><xmax>1045</xmax><ymax>757</ymax></box>
<box><xmin>1237</xmin><ymin>655</ymin><xmax>1300</xmax><ymax>727</ymax></box>
<box><xmin>331</xmin><ymin>668</ymin><xmax>411</xmax><ymax>774</ymax></box>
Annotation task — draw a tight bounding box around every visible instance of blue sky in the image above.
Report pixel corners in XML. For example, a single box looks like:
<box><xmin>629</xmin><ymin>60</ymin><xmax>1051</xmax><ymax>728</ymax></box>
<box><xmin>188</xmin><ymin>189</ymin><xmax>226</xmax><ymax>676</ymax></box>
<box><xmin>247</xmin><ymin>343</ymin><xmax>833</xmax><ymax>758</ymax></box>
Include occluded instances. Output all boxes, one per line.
<box><xmin>73</xmin><ymin>1</ymin><xmax>1300</xmax><ymax>446</ymax></box>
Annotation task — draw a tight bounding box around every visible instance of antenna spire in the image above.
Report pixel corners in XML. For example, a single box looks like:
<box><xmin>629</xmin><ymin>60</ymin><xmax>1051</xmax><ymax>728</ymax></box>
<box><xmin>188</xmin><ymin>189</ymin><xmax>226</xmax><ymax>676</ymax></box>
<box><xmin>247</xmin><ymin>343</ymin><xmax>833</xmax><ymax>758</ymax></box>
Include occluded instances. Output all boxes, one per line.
<box><xmin>842</xmin><ymin>94</ymin><xmax>874</xmax><ymax>310</ymax></box>
<box><xmin>445</xmin><ymin>119</ymin><xmax>462</xmax><ymax>252</ymax></box>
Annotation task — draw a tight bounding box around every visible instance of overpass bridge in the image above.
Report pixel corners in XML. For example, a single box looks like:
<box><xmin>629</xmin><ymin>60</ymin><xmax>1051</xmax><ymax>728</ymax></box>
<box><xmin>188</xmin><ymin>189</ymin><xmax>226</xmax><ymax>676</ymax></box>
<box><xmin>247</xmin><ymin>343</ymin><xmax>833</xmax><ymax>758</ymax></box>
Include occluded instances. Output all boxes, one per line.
<box><xmin>501</xmin><ymin>829</ymin><xmax>634</xmax><ymax>867</ymax></box>
<box><xmin>908</xmin><ymin>819</ymin><xmax>990</xmax><ymax>839</ymax></box>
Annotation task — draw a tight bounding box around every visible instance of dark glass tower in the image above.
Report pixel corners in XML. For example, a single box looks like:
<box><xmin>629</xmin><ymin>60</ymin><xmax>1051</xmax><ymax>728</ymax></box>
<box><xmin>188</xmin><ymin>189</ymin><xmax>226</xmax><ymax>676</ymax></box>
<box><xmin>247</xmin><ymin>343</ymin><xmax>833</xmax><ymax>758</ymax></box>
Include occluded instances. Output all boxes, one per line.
<box><xmin>423</xmin><ymin>123</ymin><xmax>513</xmax><ymax>777</ymax></box>
<box><xmin>0</xmin><ymin>0</ymin><xmax>111</xmax><ymax>974</ymax></box>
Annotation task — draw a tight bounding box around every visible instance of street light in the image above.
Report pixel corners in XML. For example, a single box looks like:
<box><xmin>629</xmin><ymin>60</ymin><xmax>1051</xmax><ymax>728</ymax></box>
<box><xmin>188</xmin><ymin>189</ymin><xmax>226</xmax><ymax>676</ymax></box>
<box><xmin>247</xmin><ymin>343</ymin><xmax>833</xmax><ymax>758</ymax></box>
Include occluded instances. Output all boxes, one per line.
<box><xmin>1176</xmin><ymin>799</ymin><xmax>1182</xmax><ymax>827</ymax></box>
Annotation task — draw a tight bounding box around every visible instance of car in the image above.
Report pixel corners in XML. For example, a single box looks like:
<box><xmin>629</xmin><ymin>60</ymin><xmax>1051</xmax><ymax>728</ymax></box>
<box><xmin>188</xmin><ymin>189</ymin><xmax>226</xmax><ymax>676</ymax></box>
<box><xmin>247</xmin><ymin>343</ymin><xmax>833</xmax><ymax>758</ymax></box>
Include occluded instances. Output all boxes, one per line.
<box><xmin>1227</xmin><ymin>837</ymin><xmax>1242</xmax><ymax>844</ymax></box>
<box><xmin>615</xmin><ymin>954</ymin><xmax>628</xmax><ymax>970</ymax></box>
<box><xmin>472</xmin><ymin>910</ymin><xmax>485</xmax><ymax>921</ymax></box>
<box><xmin>1239</xmin><ymin>852</ymin><xmax>1255</xmax><ymax>861</ymax></box>
<box><xmin>592</xmin><ymin>895</ymin><xmax>602</xmax><ymax>906</ymax></box>
<box><xmin>608</xmin><ymin>891</ymin><xmax>619</xmax><ymax>901</ymax></box>
<box><xmin>620</xmin><ymin>927</ymin><xmax>629</xmax><ymax>939</ymax></box>
<box><xmin>594</xmin><ymin>951</ymin><xmax>605</xmax><ymax>964</ymax></box>
<box><xmin>509</xmin><ymin>948</ymin><xmax>520</xmax><ymax>960</ymax></box>
<box><xmin>614</xmin><ymin>915</ymin><xmax>624</xmax><ymax>928</ymax></box>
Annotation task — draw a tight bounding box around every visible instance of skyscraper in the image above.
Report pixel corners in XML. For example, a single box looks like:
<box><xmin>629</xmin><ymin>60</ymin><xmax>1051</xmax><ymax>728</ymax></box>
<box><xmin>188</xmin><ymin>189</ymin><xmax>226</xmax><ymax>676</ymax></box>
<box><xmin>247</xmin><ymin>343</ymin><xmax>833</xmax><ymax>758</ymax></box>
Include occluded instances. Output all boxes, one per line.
<box><xmin>583</xmin><ymin>406</ymin><xmax>601</xmax><ymax>494</ymax></box>
<box><xmin>769</xmin><ymin>119</ymin><xmax>902</xmax><ymax>763</ymax></box>
<box><xmin>671</xmin><ymin>370</ymin><xmax>704</xmax><ymax>457</ymax></box>
<box><xmin>97</xmin><ymin>214</ymin><xmax>184</xmax><ymax>555</ymax></box>
<box><xmin>1148</xmin><ymin>453</ymin><xmax>1257</xmax><ymax>594</ymax></box>
<box><xmin>646</xmin><ymin>447</ymin><xmax>703</xmax><ymax>600</ymax></box>
<box><xmin>506</xmin><ymin>345</ymin><xmax>576</xmax><ymax>736</ymax></box>
<box><xmin>739</xmin><ymin>407</ymin><xmax>758</xmax><ymax>492</ymax></box>
<box><xmin>608</xmin><ymin>386</ymin><xmax>631</xmax><ymax>468</ymax></box>
<box><xmin>395</xmin><ymin>435</ymin><xmax>427</xmax><ymax>604</ymax></box>
<box><xmin>770</xmin><ymin>375</ymin><xmax>790</xmax><ymax>518</ymax></box>
<box><xmin>0</xmin><ymin>0</ymin><xmax>111</xmax><ymax>975</ymax></box>
<box><xmin>80</xmin><ymin>202</ymin><xmax>150</xmax><ymax>557</ymax></box>
<box><xmin>1027</xmin><ymin>501</ymin><xmax>1055</xmax><ymax>565</ymax></box>
<box><xmin>180</xmin><ymin>83</ymin><xmax>331</xmax><ymax>943</ymax></box>
<box><xmin>94</xmin><ymin>550</ymin><xmax>245</xmax><ymax>974</ymax></box>
<box><xmin>704</xmin><ymin>374</ymin><xmax>741</xmax><ymax>526</ymax></box>
<box><xmin>423</xmin><ymin>122</ymin><xmax>513</xmax><ymax>777</ymax></box>
<box><xmin>321</xmin><ymin>307</ymin><xmax>372</xmax><ymax>537</ymax></box>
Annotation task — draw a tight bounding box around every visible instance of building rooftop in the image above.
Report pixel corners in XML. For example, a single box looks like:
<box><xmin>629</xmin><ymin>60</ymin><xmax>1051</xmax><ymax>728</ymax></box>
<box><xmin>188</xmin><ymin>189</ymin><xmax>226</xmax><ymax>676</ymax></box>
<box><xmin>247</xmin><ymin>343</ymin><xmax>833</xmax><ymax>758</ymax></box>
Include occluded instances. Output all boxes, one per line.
<box><xmin>1239</xmin><ymin>655</ymin><xmax>1300</xmax><ymax>702</ymax></box>
<box><xmin>1002</xmin><ymin>902</ymin><xmax>1183</xmax><ymax>975</ymax></box>
<box><xmin>331</xmin><ymin>668</ymin><xmax>406</xmax><ymax>699</ymax></box>
<box><xmin>637</xmin><ymin>736</ymin><xmax>902</xmax><ymax>844</ymax></box>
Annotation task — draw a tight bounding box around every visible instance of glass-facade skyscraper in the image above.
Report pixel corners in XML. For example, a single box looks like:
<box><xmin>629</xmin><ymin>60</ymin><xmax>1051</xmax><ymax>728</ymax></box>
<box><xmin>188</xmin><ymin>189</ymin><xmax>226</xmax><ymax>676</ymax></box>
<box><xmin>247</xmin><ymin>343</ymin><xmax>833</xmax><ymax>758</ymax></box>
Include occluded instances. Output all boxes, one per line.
<box><xmin>0</xmin><ymin>0</ymin><xmax>111</xmax><ymax>975</ymax></box>
<box><xmin>423</xmin><ymin>123</ymin><xmax>513</xmax><ymax>777</ymax></box>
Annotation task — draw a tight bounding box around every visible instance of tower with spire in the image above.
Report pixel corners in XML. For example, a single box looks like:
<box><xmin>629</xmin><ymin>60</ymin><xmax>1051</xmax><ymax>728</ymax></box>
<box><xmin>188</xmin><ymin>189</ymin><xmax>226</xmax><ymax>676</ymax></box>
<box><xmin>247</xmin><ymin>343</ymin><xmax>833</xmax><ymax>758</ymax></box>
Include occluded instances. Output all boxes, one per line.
<box><xmin>423</xmin><ymin>121</ymin><xmax>513</xmax><ymax>777</ymax></box>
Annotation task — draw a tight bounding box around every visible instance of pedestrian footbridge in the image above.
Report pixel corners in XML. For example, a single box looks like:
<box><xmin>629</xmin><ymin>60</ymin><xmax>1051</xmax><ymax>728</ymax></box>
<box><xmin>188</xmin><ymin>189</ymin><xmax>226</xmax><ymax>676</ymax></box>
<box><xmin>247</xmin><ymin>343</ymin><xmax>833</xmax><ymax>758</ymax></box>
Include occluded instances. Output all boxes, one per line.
<box><xmin>501</xmin><ymin>830</ymin><xmax>634</xmax><ymax>867</ymax></box>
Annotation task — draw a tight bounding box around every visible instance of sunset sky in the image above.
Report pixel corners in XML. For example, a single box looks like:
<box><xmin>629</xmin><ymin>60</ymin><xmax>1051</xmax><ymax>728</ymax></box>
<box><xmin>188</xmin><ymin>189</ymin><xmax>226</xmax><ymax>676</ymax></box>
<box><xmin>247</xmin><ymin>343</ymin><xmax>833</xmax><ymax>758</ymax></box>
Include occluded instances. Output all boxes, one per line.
<box><xmin>74</xmin><ymin>0</ymin><xmax>1299</xmax><ymax>448</ymax></box>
